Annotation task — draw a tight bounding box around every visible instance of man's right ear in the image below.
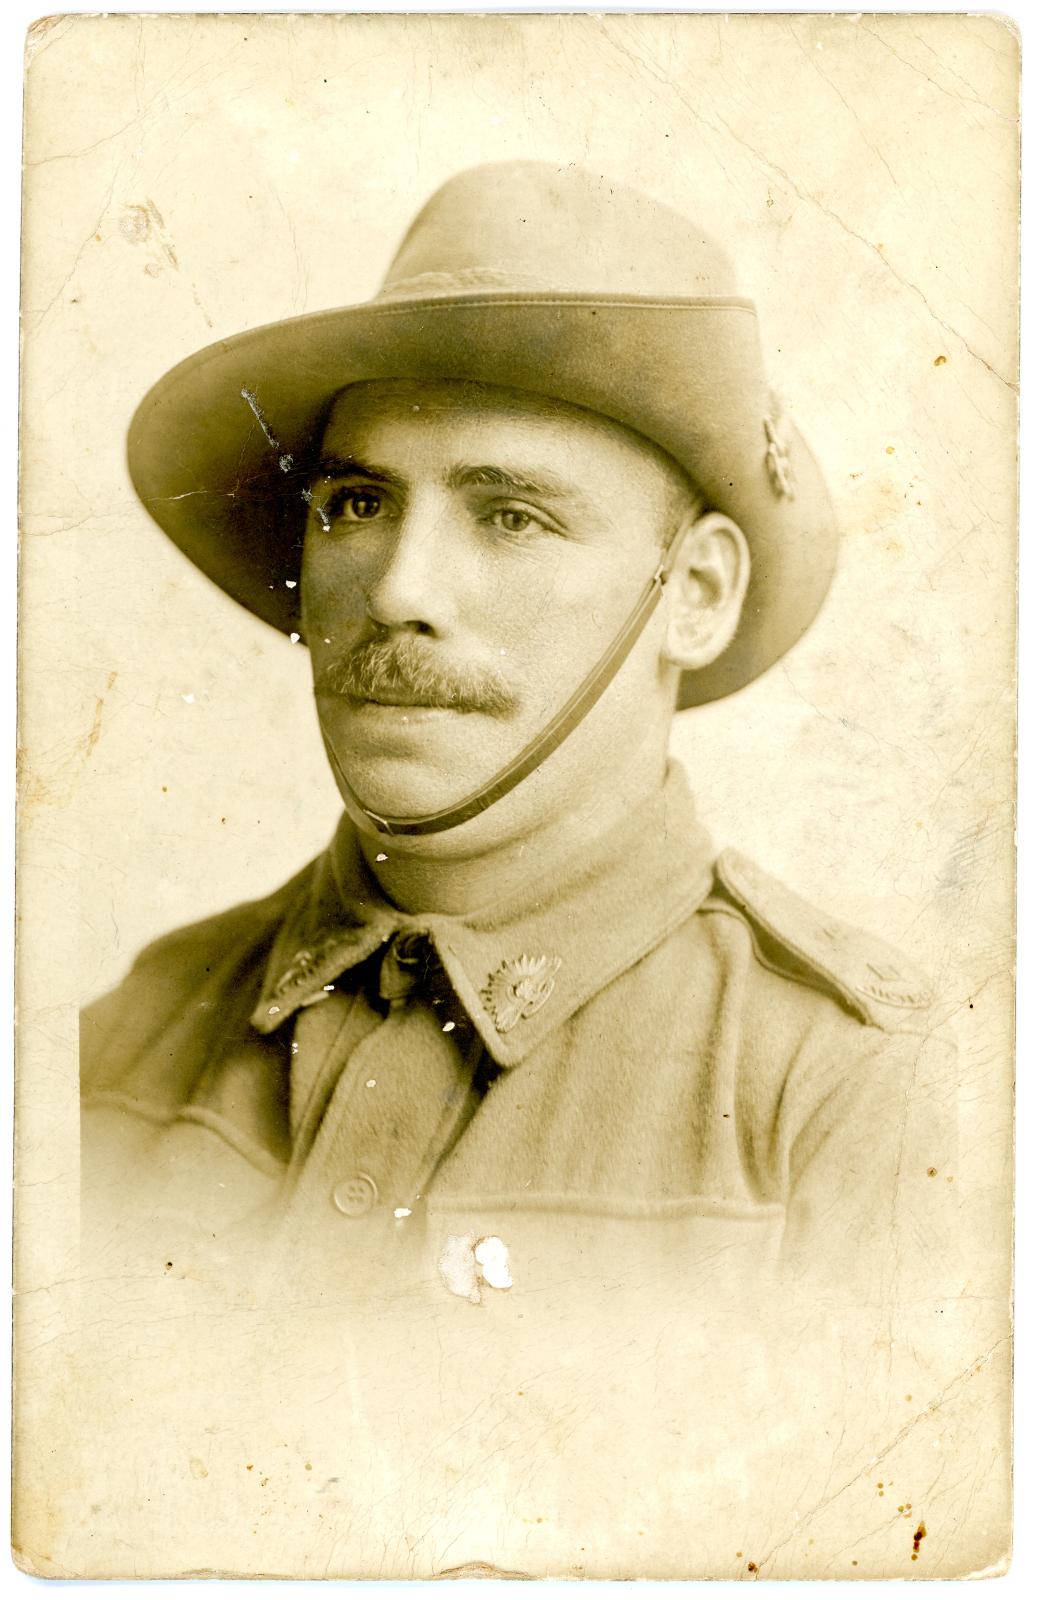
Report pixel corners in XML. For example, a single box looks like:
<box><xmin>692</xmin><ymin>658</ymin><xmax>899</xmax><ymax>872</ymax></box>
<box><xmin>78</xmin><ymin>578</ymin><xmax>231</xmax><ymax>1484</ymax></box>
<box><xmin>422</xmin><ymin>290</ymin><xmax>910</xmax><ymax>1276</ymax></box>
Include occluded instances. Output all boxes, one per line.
<box><xmin>661</xmin><ymin>512</ymin><xmax>751</xmax><ymax>672</ymax></box>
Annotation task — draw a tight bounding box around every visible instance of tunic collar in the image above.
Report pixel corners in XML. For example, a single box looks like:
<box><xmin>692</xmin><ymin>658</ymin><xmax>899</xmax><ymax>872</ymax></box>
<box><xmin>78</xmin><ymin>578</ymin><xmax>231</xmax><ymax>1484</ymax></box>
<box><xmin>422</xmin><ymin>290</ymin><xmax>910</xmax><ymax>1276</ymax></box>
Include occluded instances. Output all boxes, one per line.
<box><xmin>251</xmin><ymin>761</ymin><xmax>716</xmax><ymax>1069</ymax></box>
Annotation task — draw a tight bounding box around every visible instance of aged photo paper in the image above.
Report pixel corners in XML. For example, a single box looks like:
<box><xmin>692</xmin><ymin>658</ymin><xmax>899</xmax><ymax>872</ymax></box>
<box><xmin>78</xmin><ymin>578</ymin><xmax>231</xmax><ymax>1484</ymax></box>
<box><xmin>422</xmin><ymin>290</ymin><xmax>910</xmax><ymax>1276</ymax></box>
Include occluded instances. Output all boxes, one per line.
<box><xmin>16</xmin><ymin>12</ymin><xmax>1017</xmax><ymax>1580</ymax></box>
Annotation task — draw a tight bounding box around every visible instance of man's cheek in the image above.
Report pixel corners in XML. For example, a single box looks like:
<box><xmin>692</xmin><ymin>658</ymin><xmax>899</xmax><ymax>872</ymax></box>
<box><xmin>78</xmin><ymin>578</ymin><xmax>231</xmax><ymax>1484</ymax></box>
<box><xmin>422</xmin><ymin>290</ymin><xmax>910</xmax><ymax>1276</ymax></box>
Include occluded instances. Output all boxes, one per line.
<box><xmin>301</xmin><ymin>568</ymin><xmax>363</xmax><ymax>640</ymax></box>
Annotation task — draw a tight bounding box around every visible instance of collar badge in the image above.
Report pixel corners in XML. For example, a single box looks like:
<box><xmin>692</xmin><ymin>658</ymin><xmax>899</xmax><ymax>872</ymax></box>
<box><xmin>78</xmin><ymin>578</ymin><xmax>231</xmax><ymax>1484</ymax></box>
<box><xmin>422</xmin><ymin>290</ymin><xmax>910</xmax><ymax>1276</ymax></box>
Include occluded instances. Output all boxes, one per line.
<box><xmin>482</xmin><ymin>954</ymin><xmax>562</xmax><ymax>1034</ymax></box>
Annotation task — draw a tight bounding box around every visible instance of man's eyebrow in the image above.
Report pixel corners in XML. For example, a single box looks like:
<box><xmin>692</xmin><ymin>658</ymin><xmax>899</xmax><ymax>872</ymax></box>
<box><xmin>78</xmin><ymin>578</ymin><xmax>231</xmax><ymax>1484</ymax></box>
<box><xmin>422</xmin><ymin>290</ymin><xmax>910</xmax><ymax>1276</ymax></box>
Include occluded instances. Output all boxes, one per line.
<box><xmin>446</xmin><ymin>463</ymin><xmax>578</xmax><ymax>500</ymax></box>
<box><xmin>314</xmin><ymin>455</ymin><xmax>581</xmax><ymax>503</ymax></box>
<box><xmin>315</xmin><ymin>453</ymin><xmax>408</xmax><ymax>491</ymax></box>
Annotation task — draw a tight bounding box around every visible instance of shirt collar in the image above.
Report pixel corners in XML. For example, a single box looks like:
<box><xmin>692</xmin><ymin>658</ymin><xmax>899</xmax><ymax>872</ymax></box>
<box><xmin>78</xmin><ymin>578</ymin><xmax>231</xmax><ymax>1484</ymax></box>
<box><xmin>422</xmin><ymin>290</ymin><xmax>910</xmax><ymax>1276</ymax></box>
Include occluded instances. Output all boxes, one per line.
<box><xmin>251</xmin><ymin>761</ymin><xmax>716</xmax><ymax>1068</ymax></box>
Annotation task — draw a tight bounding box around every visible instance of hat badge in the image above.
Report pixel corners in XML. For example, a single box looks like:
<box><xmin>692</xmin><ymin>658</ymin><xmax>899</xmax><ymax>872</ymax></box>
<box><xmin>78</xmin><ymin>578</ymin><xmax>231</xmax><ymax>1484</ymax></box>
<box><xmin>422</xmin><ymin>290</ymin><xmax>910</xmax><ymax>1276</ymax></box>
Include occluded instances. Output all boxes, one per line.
<box><xmin>763</xmin><ymin>409</ymin><xmax>796</xmax><ymax>501</ymax></box>
<box><xmin>482</xmin><ymin>954</ymin><xmax>562</xmax><ymax>1034</ymax></box>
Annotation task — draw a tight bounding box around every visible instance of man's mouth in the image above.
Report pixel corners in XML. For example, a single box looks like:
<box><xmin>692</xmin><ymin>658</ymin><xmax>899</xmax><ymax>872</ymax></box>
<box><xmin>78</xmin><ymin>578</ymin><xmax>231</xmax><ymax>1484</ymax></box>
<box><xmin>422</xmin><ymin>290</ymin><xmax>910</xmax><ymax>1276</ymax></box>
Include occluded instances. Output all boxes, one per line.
<box><xmin>354</xmin><ymin>689</ymin><xmax>457</xmax><ymax>711</ymax></box>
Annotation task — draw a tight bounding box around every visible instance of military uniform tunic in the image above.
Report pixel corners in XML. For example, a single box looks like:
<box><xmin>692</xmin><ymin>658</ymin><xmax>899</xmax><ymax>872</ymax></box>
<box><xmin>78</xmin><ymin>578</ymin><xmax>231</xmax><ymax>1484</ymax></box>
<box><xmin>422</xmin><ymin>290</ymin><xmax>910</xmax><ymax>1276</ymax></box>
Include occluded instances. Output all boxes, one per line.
<box><xmin>80</xmin><ymin>764</ymin><xmax>954</xmax><ymax>1308</ymax></box>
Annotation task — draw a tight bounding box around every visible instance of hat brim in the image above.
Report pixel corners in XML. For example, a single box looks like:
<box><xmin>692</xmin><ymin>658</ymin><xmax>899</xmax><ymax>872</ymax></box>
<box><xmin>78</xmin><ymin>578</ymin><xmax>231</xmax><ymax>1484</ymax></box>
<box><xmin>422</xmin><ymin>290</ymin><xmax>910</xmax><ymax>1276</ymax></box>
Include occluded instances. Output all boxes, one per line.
<box><xmin>127</xmin><ymin>292</ymin><xmax>836</xmax><ymax>708</ymax></box>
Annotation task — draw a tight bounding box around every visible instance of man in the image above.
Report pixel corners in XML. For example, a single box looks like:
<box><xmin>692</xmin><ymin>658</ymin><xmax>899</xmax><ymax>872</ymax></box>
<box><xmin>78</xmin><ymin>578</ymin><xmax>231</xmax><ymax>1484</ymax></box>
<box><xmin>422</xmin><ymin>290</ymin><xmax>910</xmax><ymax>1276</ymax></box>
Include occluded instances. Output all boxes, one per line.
<box><xmin>81</xmin><ymin>162</ymin><xmax>954</xmax><ymax>1308</ymax></box>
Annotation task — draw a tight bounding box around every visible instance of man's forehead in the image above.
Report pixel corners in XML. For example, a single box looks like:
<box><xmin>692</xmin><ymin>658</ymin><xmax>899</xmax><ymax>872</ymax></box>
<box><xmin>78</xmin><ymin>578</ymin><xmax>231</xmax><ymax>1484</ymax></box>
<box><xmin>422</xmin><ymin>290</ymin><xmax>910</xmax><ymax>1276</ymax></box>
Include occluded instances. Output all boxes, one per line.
<box><xmin>319</xmin><ymin>378</ymin><xmax>695</xmax><ymax>496</ymax></box>
<box><xmin>324</xmin><ymin>377</ymin><xmax>590</xmax><ymax>431</ymax></box>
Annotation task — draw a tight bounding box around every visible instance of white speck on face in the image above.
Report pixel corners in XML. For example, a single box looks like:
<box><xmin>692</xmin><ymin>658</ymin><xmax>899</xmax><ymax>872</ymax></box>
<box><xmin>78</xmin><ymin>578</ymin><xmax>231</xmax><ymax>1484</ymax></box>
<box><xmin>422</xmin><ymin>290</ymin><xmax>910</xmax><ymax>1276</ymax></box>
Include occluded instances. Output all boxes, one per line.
<box><xmin>290</xmin><ymin>632</ymin><xmax>301</xmax><ymax>643</ymax></box>
<box><xmin>376</xmin><ymin>852</ymin><xmax>388</xmax><ymax>862</ymax></box>
<box><xmin>443</xmin><ymin>1020</ymin><xmax>456</xmax><ymax>1033</ymax></box>
<box><xmin>181</xmin><ymin>692</ymin><xmax>195</xmax><ymax>704</ymax></box>
<box><xmin>285</xmin><ymin>579</ymin><xmax>297</xmax><ymax>588</ymax></box>
<box><xmin>393</xmin><ymin>1207</ymin><xmax>412</xmax><ymax>1220</ymax></box>
<box><xmin>366</xmin><ymin>1078</ymin><xmax>376</xmax><ymax>1089</ymax></box>
<box><xmin>323</xmin><ymin>983</ymin><xmax>335</xmax><ymax>991</ymax></box>
<box><xmin>268</xmin><ymin>1005</ymin><xmax>280</xmax><ymax>1016</ymax></box>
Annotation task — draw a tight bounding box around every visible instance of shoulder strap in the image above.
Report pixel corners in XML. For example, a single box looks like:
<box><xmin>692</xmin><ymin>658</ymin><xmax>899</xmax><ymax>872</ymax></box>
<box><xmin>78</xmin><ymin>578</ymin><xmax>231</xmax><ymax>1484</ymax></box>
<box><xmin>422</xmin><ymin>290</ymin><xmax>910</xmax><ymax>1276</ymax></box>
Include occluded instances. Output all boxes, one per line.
<box><xmin>710</xmin><ymin>849</ymin><xmax>933</xmax><ymax>1030</ymax></box>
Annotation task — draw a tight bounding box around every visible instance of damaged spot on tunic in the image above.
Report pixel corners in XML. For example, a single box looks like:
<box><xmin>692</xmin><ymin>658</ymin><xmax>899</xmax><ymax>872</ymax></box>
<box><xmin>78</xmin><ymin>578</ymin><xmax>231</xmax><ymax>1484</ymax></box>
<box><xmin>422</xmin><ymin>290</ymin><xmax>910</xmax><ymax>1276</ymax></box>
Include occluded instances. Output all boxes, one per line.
<box><xmin>438</xmin><ymin>1233</ymin><xmax>512</xmax><ymax>1303</ymax></box>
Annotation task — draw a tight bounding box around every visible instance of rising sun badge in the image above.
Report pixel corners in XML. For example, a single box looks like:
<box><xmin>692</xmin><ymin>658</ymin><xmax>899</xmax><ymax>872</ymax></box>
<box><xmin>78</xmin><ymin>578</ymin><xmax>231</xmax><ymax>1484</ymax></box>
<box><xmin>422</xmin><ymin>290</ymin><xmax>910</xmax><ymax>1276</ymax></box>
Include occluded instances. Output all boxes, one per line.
<box><xmin>481</xmin><ymin>954</ymin><xmax>562</xmax><ymax>1034</ymax></box>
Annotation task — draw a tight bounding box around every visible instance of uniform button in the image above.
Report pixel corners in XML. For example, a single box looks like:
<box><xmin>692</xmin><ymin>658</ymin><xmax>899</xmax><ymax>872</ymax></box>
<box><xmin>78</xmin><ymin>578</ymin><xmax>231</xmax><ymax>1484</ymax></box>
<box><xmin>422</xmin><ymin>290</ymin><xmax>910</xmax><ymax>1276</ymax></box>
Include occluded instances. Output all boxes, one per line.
<box><xmin>331</xmin><ymin>1173</ymin><xmax>379</xmax><ymax>1217</ymax></box>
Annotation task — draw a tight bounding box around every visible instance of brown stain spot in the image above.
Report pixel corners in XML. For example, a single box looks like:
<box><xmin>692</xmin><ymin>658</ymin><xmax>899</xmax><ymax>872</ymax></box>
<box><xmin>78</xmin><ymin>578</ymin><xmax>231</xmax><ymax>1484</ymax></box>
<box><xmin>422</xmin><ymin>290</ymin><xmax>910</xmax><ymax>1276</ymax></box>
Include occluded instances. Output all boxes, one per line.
<box><xmin>905</xmin><ymin>1394</ymin><xmax>912</xmax><ymax>1401</ymax></box>
<box><xmin>79</xmin><ymin>672</ymin><xmax>120</xmax><ymax>765</ymax></box>
<box><xmin>747</xmin><ymin>1561</ymin><xmax>758</xmax><ymax>1573</ymax></box>
<box><xmin>246</xmin><ymin>1464</ymin><xmax>254</xmax><ymax>1472</ymax></box>
<box><xmin>852</xmin><ymin>1561</ymin><xmax>858</xmax><ymax>1567</ymax></box>
<box><xmin>911</xmin><ymin>1521</ymin><xmax>927</xmax><ymax>1560</ymax></box>
<box><xmin>189</xmin><ymin>1457</ymin><xmax>208</xmax><ymax>1479</ymax></box>
<box><xmin>83</xmin><ymin>697</ymin><xmax>105</xmax><ymax>757</ymax></box>
<box><xmin>928</xmin><ymin>1167</ymin><xmax>938</xmax><ymax>1177</ymax></box>
<box><xmin>885</xmin><ymin>445</ymin><xmax>895</xmax><ymax>455</ymax></box>
<box><xmin>736</xmin><ymin>1551</ymin><xmax>742</xmax><ymax>1558</ymax></box>
<box><xmin>305</xmin><ymin>1462</ymin><xmax>312</xmax><ymax>1471</ymax></box>
<box><xmin>934</xmin><ymin>355</ymin><xmax>947</xmax><ymax>366</ymax></box>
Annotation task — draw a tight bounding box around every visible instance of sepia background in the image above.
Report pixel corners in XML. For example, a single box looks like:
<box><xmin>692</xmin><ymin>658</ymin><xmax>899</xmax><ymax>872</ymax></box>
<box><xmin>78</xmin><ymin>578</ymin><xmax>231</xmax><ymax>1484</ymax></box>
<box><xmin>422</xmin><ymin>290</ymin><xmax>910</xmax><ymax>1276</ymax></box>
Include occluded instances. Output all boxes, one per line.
<box><xmin>17</xmin><ymin>11</ymin><xmax>1017</xmax><ymax>1579</ymax></box>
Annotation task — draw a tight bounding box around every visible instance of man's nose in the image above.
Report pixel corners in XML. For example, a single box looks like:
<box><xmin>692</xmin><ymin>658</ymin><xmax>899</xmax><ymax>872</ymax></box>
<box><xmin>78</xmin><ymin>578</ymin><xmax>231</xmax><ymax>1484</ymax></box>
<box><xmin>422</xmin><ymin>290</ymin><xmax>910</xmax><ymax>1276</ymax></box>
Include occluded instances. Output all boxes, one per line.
<box><xmin>363</xmin><ymin>489</ymin><xmax>458</xmax><ymax>634</ymax></box>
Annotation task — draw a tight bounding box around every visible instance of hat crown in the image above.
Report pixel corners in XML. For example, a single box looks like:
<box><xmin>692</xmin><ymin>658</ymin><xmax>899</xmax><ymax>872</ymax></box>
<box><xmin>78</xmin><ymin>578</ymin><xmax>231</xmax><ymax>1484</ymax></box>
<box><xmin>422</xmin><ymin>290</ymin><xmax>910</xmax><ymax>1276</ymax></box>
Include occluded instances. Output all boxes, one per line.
<box><xmin>379</xmin><ymin>161</ymin><xmax>739</xmax><ymax>301</ymax></box>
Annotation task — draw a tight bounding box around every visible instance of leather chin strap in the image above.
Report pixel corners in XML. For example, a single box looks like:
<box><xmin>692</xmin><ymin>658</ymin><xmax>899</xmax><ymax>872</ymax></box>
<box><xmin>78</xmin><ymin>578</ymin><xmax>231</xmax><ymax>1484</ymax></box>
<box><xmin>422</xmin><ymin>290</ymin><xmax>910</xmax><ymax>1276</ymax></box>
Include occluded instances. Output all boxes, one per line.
<box><xmin>324</xmin><ymin>541</ymin><xmax>680</xmax><ymax>839</ymax></box>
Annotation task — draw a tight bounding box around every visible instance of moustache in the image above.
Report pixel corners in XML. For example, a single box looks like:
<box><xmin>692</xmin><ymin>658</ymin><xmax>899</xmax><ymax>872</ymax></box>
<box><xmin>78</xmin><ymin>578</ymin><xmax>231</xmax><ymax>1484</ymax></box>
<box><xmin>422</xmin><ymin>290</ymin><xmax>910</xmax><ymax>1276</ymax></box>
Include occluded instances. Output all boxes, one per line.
<box><xmin>314</xmin><ymin>634</ymin><xmax>518</xmax><ymax>716</ymax></box>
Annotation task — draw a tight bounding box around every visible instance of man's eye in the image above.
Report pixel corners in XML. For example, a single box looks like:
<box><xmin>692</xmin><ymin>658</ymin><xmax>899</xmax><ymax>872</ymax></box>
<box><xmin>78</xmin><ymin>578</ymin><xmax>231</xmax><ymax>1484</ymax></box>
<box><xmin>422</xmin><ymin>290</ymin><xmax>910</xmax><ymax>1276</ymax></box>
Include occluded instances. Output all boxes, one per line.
<box><xmin>322</xmin><ymin>487</ymin><xmax>384</xmax><ymax>524</ymax></box>
<box><xmin>492</xmin><ymin>507</ymin><xmax>536</xmax><ymax>534</ymax></box>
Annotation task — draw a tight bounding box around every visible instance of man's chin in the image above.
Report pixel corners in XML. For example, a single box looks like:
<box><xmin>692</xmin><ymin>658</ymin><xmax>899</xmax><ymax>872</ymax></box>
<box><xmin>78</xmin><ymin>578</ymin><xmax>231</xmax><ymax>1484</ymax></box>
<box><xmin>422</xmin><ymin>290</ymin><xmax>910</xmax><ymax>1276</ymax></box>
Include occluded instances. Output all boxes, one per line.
<box><xmin>326</xmin><ymin>739</ymin><xmax>500</xmax><ymax>825</ymax></box>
